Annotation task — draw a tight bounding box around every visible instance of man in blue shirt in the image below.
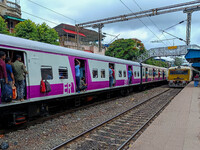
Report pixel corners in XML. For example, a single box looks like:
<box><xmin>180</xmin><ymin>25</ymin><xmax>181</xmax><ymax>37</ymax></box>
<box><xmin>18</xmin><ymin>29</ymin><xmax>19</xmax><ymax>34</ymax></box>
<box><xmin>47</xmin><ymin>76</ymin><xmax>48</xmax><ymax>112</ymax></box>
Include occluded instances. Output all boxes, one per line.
<box><xmin>128</xmin><ymin>68</ymin><xmax>133</xmax><ymax>84</ymax></box>
<box><xmin>75</xmin><ymin>59</ymin><xmax>81</xmax><ymax>93</ymax></box>
<box><xmin>5</xmin><ymin>57</ymin><xmax>15</xmax><ymax>86</ymax></box>
<box><xmin>109</xmin><ymin>65</ymin><xmax>113</xmax><ymax>87</ymax></box>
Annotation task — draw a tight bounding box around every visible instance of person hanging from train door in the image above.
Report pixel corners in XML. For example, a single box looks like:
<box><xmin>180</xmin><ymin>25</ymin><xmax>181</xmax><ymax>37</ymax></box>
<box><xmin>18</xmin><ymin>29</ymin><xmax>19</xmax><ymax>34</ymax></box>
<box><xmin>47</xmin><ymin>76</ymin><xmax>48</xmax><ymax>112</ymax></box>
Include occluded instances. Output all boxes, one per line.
<box><xmin>128</xmin><ymin>68</ymin><xmax>133</xmax><ymax>84</ymax></box>
<box><xmin>109</xmin><ymin>65</ymin><xmax>113</xmax><ymax>87</ymax></box>
<box><xmin>0</xmin><ymin>51</ymin><xmax>8</xmax><ymax>102</ymax></box>
<box><xmin>158</xmin><ymin>69</ymin><xmax>161</xmax><ymax>80</ymax></box>
<box><xmin>145</xmin><ymin>68</ymin><xmax>148</xmax><ymax>82</ymax></box>
<box><xmin>112</xmin><ymin>66</ymin><xmax>115</xmax><ymax>86</ymax></box>
<box><xmin>153</xmin><ymin>69</ymin><xmax>155</xmax><ymax>80</ymax></box>
<box><xmin>75</xmin><ymin>59</ymin><xmax>81</xmax><ymax>93</ymax></box>
<box><xmin>12</xmin><ymin>55</ymin><xmax>28</xmax><ymax>101</ymax></box>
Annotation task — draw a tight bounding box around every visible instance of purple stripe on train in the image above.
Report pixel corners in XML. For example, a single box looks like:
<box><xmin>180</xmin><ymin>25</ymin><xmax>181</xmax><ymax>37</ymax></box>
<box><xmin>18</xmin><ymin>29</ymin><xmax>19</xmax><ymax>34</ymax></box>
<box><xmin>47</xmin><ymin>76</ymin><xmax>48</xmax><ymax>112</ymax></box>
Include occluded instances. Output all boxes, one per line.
<box><xmin>27</xmin><ymin>83</ymin><xmax>64</xmax><ymax>99</ymax></box>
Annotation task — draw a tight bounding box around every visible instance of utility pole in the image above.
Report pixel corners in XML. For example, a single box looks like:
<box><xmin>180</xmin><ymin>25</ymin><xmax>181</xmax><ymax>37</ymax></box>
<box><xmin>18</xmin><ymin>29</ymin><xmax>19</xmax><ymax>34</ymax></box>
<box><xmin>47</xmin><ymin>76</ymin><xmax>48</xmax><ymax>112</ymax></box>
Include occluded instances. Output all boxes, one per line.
<box><xmin>75</xmin><ymin>25</ymin><xmax>80</xmax><ymax>50</ymax></box>
<box><xmin>92</xmin><ymin>24</ymin><xmax>104</xmax><ymax>52</ymax></box>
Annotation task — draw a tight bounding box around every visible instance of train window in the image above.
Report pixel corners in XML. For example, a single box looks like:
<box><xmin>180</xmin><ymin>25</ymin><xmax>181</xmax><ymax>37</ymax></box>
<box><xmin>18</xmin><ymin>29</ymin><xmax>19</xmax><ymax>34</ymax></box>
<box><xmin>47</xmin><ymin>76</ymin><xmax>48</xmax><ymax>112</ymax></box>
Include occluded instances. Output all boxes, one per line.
<box><xmin>101</xmin><ymin>69</ymin><xmax>105</xmax><ymax>78</ymax></box>
<box><xmin>149</xmin><ymin>70</ymin><xmax>153</xmax><ymax>76</ymax></box>
<box><xmin>134</xmin><ymin>71</ymin><xmax>136</xmax><ymax>77</ymax></box>
<box><xmin>123</xmin><ymin>71</ymin><xmax>126</xmax><ymax>77</ymax></box>
<box><xmin>119</xmin><ymin>70</ymin><xmax>122</xmax><ymax>77</ymax></box>
<box><xmin>93</xmin><ymin>69</ymin><xmax>98</xmax><ymax>78</ymax></box>
<box><xmin>137</xmin><ymin>71</ymin><xmax>140</xmax><ymax>77</ymax></box>
<box><xmin>41</xmin><ymin>66</ymin><xmax>53</xmax><ymax>80</ymax></box>
<box><xmin>59</xmin><ymin>67</ymin><xmax>68</xmax><ymax>79</ymax></box>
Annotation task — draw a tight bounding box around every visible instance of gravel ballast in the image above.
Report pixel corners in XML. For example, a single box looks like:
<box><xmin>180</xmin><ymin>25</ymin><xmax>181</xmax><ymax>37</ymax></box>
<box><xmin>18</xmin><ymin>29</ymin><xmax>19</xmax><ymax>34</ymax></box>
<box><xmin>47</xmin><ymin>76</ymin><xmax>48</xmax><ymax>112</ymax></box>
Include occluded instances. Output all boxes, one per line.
<box><xmin>0</xmin><ymin>86</ymin><xmax>168</xmax><ymax>150</ymax></box>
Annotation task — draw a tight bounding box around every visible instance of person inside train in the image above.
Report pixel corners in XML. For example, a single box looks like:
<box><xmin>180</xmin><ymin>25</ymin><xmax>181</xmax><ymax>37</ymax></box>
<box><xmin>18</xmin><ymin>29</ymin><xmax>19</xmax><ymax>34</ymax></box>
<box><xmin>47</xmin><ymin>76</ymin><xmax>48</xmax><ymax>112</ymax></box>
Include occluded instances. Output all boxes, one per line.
<box><xmin>5</xmin><ymin>57</ymin><xmax>15</xmax><ymax>87</ymax></box>
<box><xmin>128</xmin><ymin>68</ymin><xmax>133</xmax><ymax>84</ymax></box>
<box><xmin>162</xmin><ymin>70</ymin><xmax>165</xmax><ymax>79</ymax></box>
<box><xmin>153</xmin><ymin>69</ymin><xmax>156</xmax><ymax>80</ymax></box>
<box><xmin>12</xmin><ymin>55</ymin><xmax>28</xmax><ymax>101</ymax></box>
<box><xmin>145</xmin><ymin>68</ymin><xmax>148</xmax><ymax>82</ymax></box>
<box><xmin>109</xmin><ymin>65</ymin><xmax>113</xmax><ymax>87</ymax></box>
<box><xmin>0</xmin><ymin>51</ymin><xmax>8</xmax><ymax>102</ymax></box>
<box><xmin>80</xmin><ymin>77</ymin><xmax>87</xmax><ymax>91</ymax></box>
<box><xmin>75</xmin><ymin>59</ymin><xmax>81</xmax><ymax>93</ymax></box>
<box><xmin>158</xmin><ymin>70</ymin><xmax>161</xmax><ymax>79</ymax></box>
<box><xmin>112</xmin><ymin>66</ymin><xmax>115</xmax><ymax>86</ymax></box>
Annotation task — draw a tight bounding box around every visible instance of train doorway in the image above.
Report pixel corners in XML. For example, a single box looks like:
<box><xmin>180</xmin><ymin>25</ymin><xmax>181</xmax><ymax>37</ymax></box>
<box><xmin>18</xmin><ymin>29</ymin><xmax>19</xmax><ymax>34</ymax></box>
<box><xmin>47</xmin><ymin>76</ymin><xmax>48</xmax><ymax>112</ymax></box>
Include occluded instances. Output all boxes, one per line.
<box><xmin>0</xmin><ymin>49</ymin><xmax>29</xmax><ymax>100</ymax></box>
<box><xmin>109</xmin><ymin>63</ymin><xmax>115</xmax><ymax>87</ymax></box>
<box><xmin>74</xmin><ymin>58</ymin><xmax>87</xmax><ymax>92</ymax></box>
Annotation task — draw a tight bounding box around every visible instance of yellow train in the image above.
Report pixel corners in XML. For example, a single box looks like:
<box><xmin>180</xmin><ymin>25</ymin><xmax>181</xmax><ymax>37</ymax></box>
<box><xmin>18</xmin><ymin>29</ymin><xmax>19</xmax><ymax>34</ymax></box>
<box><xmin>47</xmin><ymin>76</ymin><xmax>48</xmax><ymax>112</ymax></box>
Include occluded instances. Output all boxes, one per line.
<box><xmin>168</xmin><ymin>66</ymin><xmax>192</xmax><ymax>87</ymax></box>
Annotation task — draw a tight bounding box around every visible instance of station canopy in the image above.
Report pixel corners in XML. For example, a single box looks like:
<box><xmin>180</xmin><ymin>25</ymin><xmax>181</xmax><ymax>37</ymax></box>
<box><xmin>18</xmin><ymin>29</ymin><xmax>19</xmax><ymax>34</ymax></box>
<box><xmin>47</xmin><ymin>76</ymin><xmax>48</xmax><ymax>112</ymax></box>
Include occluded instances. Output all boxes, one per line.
<box><xmin>185</xmin><ymin>48</ymin><xmax>200</xmax><ymax>63</ymax></box>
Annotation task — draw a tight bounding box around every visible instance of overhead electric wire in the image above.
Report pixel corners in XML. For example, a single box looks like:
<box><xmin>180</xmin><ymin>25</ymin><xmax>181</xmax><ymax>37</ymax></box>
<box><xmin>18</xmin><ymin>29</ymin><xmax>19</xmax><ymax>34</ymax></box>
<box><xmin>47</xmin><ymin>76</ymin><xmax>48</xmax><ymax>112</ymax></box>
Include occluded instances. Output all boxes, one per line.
<box><xmin>25</xmin><ymin>0</ymin><xmax>77</xmax><ymax>23</ymax></box>
<box><xmin>22</xmin><ymin>10</ymin><xmax>59</xmax><ymax>25</ymax></box>
<box><xmin>119</xmin><ymin>0</ymin><xmax>167</xmax><ymax>46</ymax></box>
<box><xmin>164</xmin><ymin>20</ymin><xmax>186</xmax><ymax>31</ymax></box>
<box><xmin>132</xmin><ymin>0</ymin><xmax>172</xmax><ymax>45</ymax></box>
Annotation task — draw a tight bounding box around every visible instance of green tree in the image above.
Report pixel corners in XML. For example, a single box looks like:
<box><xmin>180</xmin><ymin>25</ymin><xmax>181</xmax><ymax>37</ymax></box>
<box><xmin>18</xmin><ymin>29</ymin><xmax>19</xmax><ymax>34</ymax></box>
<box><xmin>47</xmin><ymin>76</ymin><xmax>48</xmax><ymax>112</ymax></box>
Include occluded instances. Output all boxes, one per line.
<box><xmin>105</xmin><ymin>39</ymin><xmax>146</xmax><ymax>61</ymax></box>
<box><xmin>174</xmin><ymin>57</ymin><xmax>183</xmax><ymax>66</ymax></box>
<box><xmin>145</xmin><ymin>58</ymin><xmax>169</xmax><ymax>68</ymax></box>
<box><xmin>0</xmin><ymin>17</ymin><xmax>9</xmax><ymax>34</ymax></box>
<box><xmin>14</xmin><ymin>19</ymin><xmax>38</xmax><ymax>40</ymax></box>
<box><xmin>36</xmin><ymin>23</ymin><xmax>59</xmax><ymax>45</ymax></box>
<box><xmin>14</xmin><ymin>20</ymin><xmax>59</xmax><ymax>45</ymax></box>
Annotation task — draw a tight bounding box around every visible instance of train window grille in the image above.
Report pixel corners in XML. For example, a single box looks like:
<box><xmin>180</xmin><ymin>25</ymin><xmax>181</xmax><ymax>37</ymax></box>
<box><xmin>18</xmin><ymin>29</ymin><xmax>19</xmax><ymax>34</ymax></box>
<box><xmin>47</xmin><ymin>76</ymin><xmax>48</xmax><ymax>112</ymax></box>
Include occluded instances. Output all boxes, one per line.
<box><xmin>93</xmin><ymin>69</ymin><xmax>98</xmax><ymax>78</ymax></box>
<box><xmin>119</xmin><ymin>70</ymin><xmax>122</xmax><ymax>77</ymax></box>
<box><xmin>123</xmin><ymin>71</ymin><xmax>126</xmax><ymax>77</ymax></box>
<box><xmin>101</xmin><ymin>69</ymin><xmax>105</xmax><ymax>78</ymax></box>
<box><xmin>142</xmin><ymin>69</ymin><xmax>145</xmax><ymax>77</ymax></box>
<box><xmin>134</xmin><ymin>71</ymin><xmax>136</xmax><ymax>77</ymax></box>
<box><xmin>137</xmin><ymin>71</ymin><xmax>140</xmax><ymax>77</ymax></box>
<box><xmin>59</xmin><ymin>67</ymin><xmax>68</xmax><ymax>79</ymax></box>
<box><xmin>41</xmin><ymin>66</ymin><xmax>53</xmax><ymax>80</ymax></box>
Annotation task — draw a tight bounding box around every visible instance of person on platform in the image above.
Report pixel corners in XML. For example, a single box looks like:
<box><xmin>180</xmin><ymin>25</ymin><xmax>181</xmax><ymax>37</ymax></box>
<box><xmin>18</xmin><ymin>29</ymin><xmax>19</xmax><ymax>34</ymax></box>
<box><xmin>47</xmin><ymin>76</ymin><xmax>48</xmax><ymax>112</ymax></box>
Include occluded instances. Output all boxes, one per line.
<box><xmin>12</xmin><ymin>55</ymin><xmax>28</xmax><ymax>101</ymax></box>
<box><xmin>194</xmin><ymin>74</ymin><xmax>199</xmax><ymax>87</ymax></box>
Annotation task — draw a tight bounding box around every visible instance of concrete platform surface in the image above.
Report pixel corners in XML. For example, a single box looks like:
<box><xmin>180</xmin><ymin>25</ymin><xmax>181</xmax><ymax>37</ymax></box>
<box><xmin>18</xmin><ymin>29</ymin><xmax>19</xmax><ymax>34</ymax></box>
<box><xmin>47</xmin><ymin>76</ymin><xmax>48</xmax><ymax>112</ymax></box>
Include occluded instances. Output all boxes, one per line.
<box><xmin>129</xmin><ymin>82</ymin><xmax>200</xmax><ymax>150</ymax></box>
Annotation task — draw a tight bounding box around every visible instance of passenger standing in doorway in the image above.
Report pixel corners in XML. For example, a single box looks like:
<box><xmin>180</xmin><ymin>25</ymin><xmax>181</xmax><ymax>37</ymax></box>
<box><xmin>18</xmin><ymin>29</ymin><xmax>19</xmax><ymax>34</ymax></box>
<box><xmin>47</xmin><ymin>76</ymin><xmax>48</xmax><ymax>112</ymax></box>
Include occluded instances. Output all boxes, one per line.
<box><xmin>112</xmin><ymin>67</ymin><xmax>115</xmax><ymax>86</ymax></box>
<box><xmin>194</xmin><ymin>74</ymin><xmax>199</xmax><ymax>87</ymax></box>
<box><xmin>12</xmin><ymin>55</ymin><xmax>28</xmax><ymax>101</ymax></box>
<box><xmin>5</xmin><ymin>57</ymin><xmax>15</xmax><ymax>86</ymax></box>
<box><xmin>128</xmin><ymin>68</ymin><xmax>133</xmax><ymax>84</ymax></box>
<box><xmin>0</xmin><ymin>51</ymin><xmax>8</xmax><ymax>101</ymax></box>
<box><xmin>75</xmin><ymin>59</ymin><xmax>81</xmax><ymax>93</ymax></box>
<box><xmin>109</xmin><ymin>65</ymin><xmax>113</xmax><ymax>87</ymax></box>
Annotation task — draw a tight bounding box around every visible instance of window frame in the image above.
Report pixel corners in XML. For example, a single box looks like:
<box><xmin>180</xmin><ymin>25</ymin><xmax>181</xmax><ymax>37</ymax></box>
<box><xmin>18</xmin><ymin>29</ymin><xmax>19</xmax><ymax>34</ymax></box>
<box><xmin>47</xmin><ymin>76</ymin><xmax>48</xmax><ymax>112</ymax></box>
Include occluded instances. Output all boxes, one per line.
<box><xmin>41</xmin><ymin>66</ymin><xmax>53</xmax><ymax>80</ymax></box>
<box><xmin>92</xmin><ymin>68</ymin><xmax>98</xmax><ymax>78</ymax></box>
<box><xmin>58</xmin><ymin>66</ymin><xmax>68</xmax><ymax>79</ymax></box>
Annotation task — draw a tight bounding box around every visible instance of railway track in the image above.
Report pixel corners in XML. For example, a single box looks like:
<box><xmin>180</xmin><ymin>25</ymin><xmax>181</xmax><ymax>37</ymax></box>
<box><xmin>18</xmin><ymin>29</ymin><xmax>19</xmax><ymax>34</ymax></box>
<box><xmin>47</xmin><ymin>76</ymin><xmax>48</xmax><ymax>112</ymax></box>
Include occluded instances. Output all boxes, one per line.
<box><xmin>52</xmin><ymin>88</ymin><xmax>182</xmax><ymax>150</ymax></box>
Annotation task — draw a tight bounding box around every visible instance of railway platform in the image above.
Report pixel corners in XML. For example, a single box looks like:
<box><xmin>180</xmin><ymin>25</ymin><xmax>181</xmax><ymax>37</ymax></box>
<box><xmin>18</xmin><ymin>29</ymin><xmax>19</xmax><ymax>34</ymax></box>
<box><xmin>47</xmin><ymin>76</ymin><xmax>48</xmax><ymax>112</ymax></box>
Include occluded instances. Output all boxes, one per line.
<box><xmin>128</xmin><ymin>81</ymin><xmax>200</xmax><ymax>150</ymax></box>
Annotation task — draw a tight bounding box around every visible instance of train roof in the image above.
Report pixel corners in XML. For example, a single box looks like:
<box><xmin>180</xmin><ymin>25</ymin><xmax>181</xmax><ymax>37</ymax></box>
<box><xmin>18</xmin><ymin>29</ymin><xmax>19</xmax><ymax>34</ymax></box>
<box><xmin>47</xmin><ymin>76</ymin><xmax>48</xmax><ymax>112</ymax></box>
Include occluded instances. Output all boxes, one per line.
<box><xmin>168</xmin><ymin>66</ymin><xmax>191</xmax><ymax>70</ymax></box>
<box><xmin>0</xmin><ymin>34</ymin><xmax>140</xmax><ymax>66</ymax></box>
<box><xmin>141</xmin><ymin>63</ymin><xmax>166</xmax><ymax>69</ymax></box>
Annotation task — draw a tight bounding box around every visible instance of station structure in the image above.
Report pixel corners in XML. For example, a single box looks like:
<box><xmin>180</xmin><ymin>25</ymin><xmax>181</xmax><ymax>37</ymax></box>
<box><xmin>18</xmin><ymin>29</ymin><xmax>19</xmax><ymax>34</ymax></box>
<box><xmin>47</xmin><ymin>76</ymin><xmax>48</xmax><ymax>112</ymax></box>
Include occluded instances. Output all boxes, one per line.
<box><xmin>0</xmin><ymin>0</ymin><xmax>24</xmax><ymax>33</ymax></box>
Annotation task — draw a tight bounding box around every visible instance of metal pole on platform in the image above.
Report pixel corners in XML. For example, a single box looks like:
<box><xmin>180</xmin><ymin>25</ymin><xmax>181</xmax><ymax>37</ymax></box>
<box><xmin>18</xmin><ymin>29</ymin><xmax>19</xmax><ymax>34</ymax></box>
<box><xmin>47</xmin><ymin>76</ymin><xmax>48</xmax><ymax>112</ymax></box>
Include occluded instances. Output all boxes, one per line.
<box><xmin>186</xmin><ymin>12</ymin><xmax>192</xmax><ymax>46</ymax></box>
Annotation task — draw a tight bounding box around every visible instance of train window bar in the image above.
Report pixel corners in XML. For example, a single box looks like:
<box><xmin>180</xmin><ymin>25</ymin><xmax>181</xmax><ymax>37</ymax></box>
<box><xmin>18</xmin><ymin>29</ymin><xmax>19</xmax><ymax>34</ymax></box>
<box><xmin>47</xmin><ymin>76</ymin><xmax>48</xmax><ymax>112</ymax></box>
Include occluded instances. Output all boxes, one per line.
<box><xmin>41</xmin><ymin>66</ymin><xmax>53</xmax><ymax>80</ymax></box>
<box><xmin>119</xmin><ymin>70</ymin><xmax>122</xmax><ymax>78</ymax></box>
<box><xmin>59</xmin><ymin>67</ymin><xmax>68</xmax><ymax>79</ymax></box>
<box><xmin>92</xmin><ymin>69</ymin><xmax>98</xmax><ymax>78</ymax></box>
<box><xmin>101</xmin><ymin>69</ymin><xmax>105</xmax><ymax>78</ymax></box>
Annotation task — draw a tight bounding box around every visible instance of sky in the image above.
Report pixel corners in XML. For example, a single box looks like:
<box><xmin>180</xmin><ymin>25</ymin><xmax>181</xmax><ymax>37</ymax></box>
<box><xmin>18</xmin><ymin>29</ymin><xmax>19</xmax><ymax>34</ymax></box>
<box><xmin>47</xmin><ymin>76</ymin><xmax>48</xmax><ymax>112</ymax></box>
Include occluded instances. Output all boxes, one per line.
<box><xmin>20</xmin><ymin>0</ymin><xmax>200</xmax><ymax>51</ymax></box>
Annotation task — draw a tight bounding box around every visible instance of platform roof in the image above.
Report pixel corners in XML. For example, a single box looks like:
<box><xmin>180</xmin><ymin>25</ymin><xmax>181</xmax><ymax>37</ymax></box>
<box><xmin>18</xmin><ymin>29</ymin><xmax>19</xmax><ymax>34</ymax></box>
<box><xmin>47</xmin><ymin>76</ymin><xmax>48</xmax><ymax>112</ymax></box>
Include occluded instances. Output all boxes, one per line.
<box><xmin>185</xmin><ymin>49</ymin><xmax>200</xmax><ymax>63</ymax></box>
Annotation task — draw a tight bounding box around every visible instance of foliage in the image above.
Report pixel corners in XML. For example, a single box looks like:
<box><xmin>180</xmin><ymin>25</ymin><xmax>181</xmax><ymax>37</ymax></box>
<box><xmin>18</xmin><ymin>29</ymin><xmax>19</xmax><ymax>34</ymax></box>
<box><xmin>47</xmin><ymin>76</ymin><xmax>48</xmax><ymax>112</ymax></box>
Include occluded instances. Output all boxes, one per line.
<box><xmin>14</xmin><ymin>19</ymin><xmax>38</xmax><ymax>40</ymax></box>
<box><xmin>14</xmin><ymin>20</ymin><xmax>59</xmax><ymax>45</ymax></box>
<box><xmin>144</xmin><ymin>58</ymin><xmax>169</xmax><ymax>68</ymax></box>
<box><xmin>0</xmin><ymin>17</ymin><xmax>9</xmax><ymax>34</ymax></box>
<box><xmin>174</xmin><ymin>57</ymin><xmax>183</xmax><ymax>66</ymax></box>
<box><xmin>105</xmin><ymin>39</ymin><xmax>146</xmax><ymax>61</ymax></box>
<box><xmin>36</xmin><ymin>23</ymin><xmax>59</xmax><ymax>45</ymax></box>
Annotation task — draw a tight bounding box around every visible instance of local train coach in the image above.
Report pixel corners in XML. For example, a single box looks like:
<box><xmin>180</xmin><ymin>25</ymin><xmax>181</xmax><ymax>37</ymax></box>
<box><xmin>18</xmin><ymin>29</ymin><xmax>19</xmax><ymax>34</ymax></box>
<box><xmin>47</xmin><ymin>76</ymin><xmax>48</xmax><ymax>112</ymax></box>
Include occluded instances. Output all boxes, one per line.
<box><xmin>0</xmin><ymin>34</ymin><xmax>167</xmax><ymax>125</ymax></box>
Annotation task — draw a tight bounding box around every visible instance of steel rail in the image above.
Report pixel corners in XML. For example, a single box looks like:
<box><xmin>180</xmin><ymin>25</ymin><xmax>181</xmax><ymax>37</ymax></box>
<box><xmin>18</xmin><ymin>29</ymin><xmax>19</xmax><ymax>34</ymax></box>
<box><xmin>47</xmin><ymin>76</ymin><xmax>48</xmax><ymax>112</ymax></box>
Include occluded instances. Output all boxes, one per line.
<box><xmin>51</xmin><ymin>88</ymin><xmax>171</xmax><ymax>150</ymax></box>
<box><xmin>117</xmin><ymin>88</ymin><xmax>182</xmax><ymax>150</ymax></box>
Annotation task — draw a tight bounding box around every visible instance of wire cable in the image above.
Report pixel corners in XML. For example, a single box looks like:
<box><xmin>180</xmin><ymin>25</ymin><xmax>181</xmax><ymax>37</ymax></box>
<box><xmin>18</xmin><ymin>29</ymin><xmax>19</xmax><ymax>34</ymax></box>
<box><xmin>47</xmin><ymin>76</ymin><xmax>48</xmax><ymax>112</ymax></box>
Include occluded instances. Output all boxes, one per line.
<box><xmin>119</xmin><ymin>0</ymin><xmax>167</xmax><ymax>47</ymax></box>
<box><xmin>164</xmin><ymin>20</ymin><xmax>186</xmax><ymax>31</ymax></box>
<box><xmin>132</xmin><ymin>0</ymin><xmax>172</xmax><ymax>45</ymax></box>
<box><xmin>25</xmin><ymin>0</ymin><xmax>77</xmax><ymax>23</ymax></box>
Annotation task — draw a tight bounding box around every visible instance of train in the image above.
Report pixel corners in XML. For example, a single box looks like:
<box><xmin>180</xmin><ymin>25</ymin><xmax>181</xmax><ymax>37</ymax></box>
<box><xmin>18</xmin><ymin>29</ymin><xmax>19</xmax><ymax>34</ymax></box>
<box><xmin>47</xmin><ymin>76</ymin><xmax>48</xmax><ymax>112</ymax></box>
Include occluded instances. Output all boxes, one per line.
<box><xmin>0</xmin><ymin>34</ymin><xmax>167</xmax><ymax>125</ymax></box>
<box><xmin>168</xmin><ymin>66</ymin><xmax>196</xmax><ymax>87</ymax></box>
